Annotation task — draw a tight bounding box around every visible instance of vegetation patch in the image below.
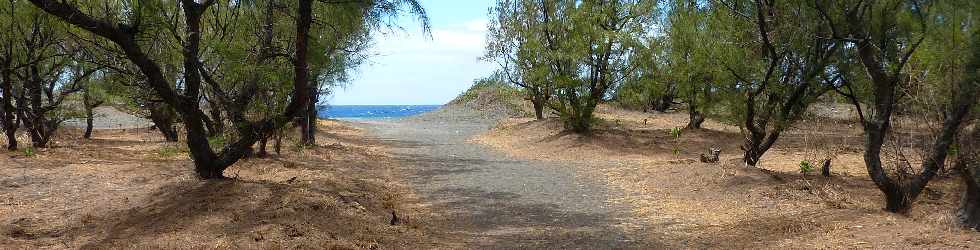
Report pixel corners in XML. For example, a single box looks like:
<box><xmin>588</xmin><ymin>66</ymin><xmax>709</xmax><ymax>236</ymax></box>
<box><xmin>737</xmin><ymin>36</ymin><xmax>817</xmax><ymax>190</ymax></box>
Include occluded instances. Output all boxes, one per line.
<box><xmin>447</xmin><ymin>76</ymin><xmax>531</xmax><ymax>118</ymax></box>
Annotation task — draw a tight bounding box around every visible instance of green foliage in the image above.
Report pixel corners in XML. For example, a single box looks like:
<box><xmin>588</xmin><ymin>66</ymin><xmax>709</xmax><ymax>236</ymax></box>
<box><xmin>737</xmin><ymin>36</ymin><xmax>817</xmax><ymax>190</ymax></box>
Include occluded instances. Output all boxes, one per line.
<box><xmin>23</xmin><ymin>147</ymin><xmax>35</xmax><ymax>157</ymax></box>
<box><xmin>454</xmin><ymin>76</ymin><xmax>521</xmax><ymax>103</ymax></box>
<box><xmin>487</xmin><ymin>0</ymin><xmax>658</xmax><ymax>132</ymax></box>
<box><xmin>668</xmin><ymin>127</ymin><xmax>683</xmax><ymax>139</ymax></box>
<box><xmin>800</xmin><ymin>160</ymin><xmax>815</xmax><ymax>175</ymax></box>
<box><xmin>451</xmin><ymin>74</ymin><xmax>531</xmax><ymax>117</ymax></box>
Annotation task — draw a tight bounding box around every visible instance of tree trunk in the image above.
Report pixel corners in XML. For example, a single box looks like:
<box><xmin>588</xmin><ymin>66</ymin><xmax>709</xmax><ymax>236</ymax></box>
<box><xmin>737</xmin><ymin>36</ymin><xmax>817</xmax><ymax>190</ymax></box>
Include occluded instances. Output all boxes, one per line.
<box><xmin>82</xmin><ymin>89</ymin><xmax>99</xmax><ymax>139</ymax></box>
<box><xmin>257</xmin><ymin>136</ymin><xmax>269</xmax><ymax>158</ymax></box>
<box><xmin>687</xmin><ymin>110</ymin><xmax>704</xmax><ymax>129</ymax></box>
<box><xmin>961</xmin><ymin>183</ymin><xmax>980</xmax><ymax>230</ymax></box>
<box><xmin>149</xmin><ymin>103</ymin><xmax>179</xmax><ymax>142</ymax></box>
<box><xmin>300</xmin><ymin>88</ymin><xmax>318</xmax><ymax>146</ymax></box>
<box><xmin>0</xmin><ymin>65</ymin><xmax>16</xmax><ymax>151</ymax></box>
<box><xmin>24</xmin><ymin>65</ymin><xmax>48</xmax><ymax>148</ymax></box>
<box><xmin>205</xmin><ymin>96</ymin><xmax>224</xmax><ymax>136</ymax></box>
<box><xmin>84</xmin><ymin>106</ymin><xmax>94</xmax><ymax>139</ymax></box>
<box><xmin>957</xmin><ymin>126</ymin><xmax>980</xmax><ymax>230</ymax></box>
<box><xmin>274</xmin><ymin>131</ymin><xmax>282</xmax><ymax>155</ymax></box>
<box><xmin>532</xmin><ymin>96</ymin><xmax>545</xmax><ymax>120</ymax></box>
<box><xmin>26</xmin><ymin>0</ymin><xmax>315</xmax><ymax>180</ymax></box>
<box><xmin>821</xmin><ymin>158</ymin><xmax>832</xmax><ymax>177</ymax></box>
<box><xmin>959</xmin><ymin>173</ymin><xmax>980</xmax><ymax>230</ymax></box>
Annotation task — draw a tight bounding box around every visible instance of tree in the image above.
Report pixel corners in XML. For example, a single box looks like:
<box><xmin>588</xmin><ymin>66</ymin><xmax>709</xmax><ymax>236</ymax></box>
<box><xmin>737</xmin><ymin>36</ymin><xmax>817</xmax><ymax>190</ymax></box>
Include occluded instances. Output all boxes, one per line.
<box><xmin>81</xmin><ymin>73</ymin><xmax>106</xmax><ymax>139</ymax></box>
<box><xmin>550</xmin><ymin>0</ymin><xmax>656</xmax><ymax>133</ymax></box>
<box><xmin>715</xmin><ymin>0</ymin><xmax>841</xmax><ymax>167</ymax></box>
<box><xmin>665</xmin><ymin>0</ymin><xmax>721</xmax><ymax>129</ymax></box>
<box><xmin>28</xmin><ymin>0</ymin><xmax>428</xmax><ymax>179</ymax></box>
<box><xmin>4</xmin><ymin>3</ymin><xmax>99</xmax><ymax>148</ymax></box>
<box><xmin>818</xmin><ymin>0</ymin><xmax>978</xmax><ymax>213</ymax></box>
<box><xmin>613</xmin><ymin>36</ymin><xmax>664</xmax><ymax>112</ymax></box>
<box><xmin>486</xmin><ymin>0</ymin><xmax>554</xmax><ymax>120</ymax></box>
<box><xmin>0</xmin><ymin>0</ymin><xmax>18</xmax><ymax>150</ymax></box>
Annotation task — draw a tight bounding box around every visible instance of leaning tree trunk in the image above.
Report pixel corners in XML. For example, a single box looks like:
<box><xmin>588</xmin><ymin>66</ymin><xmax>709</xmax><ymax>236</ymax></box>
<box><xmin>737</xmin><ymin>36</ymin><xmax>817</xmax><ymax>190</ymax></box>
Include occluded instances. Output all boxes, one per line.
<box><xmin>741</xmin><ymin>92</ymin><xmax>782</xmax><ymax>167</ymax></box>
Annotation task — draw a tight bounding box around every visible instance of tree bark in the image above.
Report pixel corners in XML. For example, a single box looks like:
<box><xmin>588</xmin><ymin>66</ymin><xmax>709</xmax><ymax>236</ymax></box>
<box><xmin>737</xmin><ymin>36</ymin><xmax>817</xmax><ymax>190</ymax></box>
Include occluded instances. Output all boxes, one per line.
<box><xmin>300</xmin><ymin>88</ymin><xmax>317</xmax><ymax>146</ymax></box>
<box><xmin>687</xmin><ymin>110</ymin><xmax>704</xmax><ymax>129</ymax></box>
<box><xmin>274</xmin><ymin>131</ymin><xmax>283</xmax><ymax>155</ymax></box>
<box><xmin>845</xmin><ymin>12</ymin><xmax>978</xmax><ymax>212</ymax></box>
<box><xmin>0</xmin><ymin>59</ymin><xmax>16</xmax><ymax>151</ymax></box>
<box><xmin>957</xmin><ymin>126</ymin><xmax>980</xmax><ymax>230</ymax></box>
<box><xmin>256</xmin><ymin>136</ymin><xmax>269</xmax><ymax>158</ymax></box>
<box><xmin>84</xmin><ymin>106</ymin><xmax>94</xmax><ymax>139</ymax></box>
<box><xmin>960</xmin><ymin>180</ymin><xmax>980</xmax><ymax>230</ymax></box>
<box><xmin>148</xmin><ymin>103</ymin><xmax>179</xmax><ymax>142</ymax></box>
<box><xmin>82</xmin><ymin>88</ymin><xmax>101</xmax><ymax>139</ymax></box>
<box><xmin>204</xmin><ymin>95</ymin><xmax>223</xmax><ymax>136</ymax></box>
<box><xmin>821</xmin><ymin>158</ymin><xmax>832</xmax><ymax>177</ymax></box>
<box><xmin>531</xmin><ymin>94</ymin><xmax>545</xmax><ymax>120</ymax></box>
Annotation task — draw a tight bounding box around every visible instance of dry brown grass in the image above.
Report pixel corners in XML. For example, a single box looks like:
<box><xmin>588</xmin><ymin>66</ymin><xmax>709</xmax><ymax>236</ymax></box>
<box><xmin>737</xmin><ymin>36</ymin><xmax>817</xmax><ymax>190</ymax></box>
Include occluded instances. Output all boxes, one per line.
<box><xmin>473</xmin><ymin>104</ymin><xmax>980</xmax><ymax>249</ymax></box>
<box><xmin>0</xmin><ymin>120</ymin><xmax>444</xmax><ymax>249</ymax></box>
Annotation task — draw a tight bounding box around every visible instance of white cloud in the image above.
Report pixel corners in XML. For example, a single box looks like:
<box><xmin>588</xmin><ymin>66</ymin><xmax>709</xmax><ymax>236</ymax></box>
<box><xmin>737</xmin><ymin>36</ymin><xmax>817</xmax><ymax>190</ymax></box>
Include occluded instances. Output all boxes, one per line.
<box><xmin>329</xmin><ymin>18</ymin><xmax>495</xmax><ymax>105</ymax></box>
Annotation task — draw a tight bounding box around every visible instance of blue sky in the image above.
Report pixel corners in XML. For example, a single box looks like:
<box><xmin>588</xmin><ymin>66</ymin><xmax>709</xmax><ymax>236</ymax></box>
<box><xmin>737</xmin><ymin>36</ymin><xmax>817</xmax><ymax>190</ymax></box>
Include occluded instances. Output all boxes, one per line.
<box><xmin>327</xmin><ymin>0</ymin><xmax>496</xmax><ymax>105</ymax></box>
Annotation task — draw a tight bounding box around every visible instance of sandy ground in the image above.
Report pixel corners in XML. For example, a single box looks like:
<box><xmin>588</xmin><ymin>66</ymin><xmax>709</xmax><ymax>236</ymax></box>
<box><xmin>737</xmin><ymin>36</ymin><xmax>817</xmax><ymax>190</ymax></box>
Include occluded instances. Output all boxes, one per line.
<box><xmin>3</xmin><ymin>103</ymin><xmax>977</xmax><ymax>249</ymax></box>
<box><xmin>349</xmin><ymin>106</ymin><xmax>663</xmax><ymax>249</ymax></box>
<box><xmin>0</xmin><ymin>121</ymin><xmax>446</xmax><ymax>249</ymax></box>
<box><xmin>471</xmin><ymin>104</ymin><xmax>980</xmax><ymax>248</ymax></box>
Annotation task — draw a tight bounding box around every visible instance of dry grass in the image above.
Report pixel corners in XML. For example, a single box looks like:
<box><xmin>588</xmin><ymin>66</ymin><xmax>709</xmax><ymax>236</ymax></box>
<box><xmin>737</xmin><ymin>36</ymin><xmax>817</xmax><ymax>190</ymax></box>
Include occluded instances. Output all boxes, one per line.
<box><xmin>0</xmin><ymin>120</ymin><xmax>444</xmax><ymax>249</ymax></box>
<box><xmin>473</xmin><ymin>104</ymin><xmax>980</xmax><ymax>249</ymax></box>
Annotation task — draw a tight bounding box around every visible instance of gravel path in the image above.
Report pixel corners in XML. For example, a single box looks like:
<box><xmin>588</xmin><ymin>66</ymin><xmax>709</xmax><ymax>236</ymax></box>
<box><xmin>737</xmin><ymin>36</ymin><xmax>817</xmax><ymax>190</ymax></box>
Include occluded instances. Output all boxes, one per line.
<box><xmin>351</xmin><ymin>107</ymin><xmax>661</xmax><ymax>249</ymax></box>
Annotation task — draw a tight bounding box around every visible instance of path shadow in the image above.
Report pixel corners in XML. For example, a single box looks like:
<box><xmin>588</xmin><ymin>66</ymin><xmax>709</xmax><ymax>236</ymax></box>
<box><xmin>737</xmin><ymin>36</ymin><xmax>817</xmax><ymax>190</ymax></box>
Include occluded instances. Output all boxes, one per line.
<box><xmin>422</xmin><ymin>186</ymin><xmax>663</xmax><ymax>249</ymax></box>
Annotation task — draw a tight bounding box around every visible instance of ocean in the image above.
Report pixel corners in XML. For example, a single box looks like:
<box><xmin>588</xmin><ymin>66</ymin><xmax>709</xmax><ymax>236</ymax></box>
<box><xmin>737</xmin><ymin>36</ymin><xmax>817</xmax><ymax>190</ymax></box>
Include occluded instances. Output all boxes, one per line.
<box><xmin>317</xmin><ymin>105</ymin><xmax>441</xmax><ymax>119</ymax></box>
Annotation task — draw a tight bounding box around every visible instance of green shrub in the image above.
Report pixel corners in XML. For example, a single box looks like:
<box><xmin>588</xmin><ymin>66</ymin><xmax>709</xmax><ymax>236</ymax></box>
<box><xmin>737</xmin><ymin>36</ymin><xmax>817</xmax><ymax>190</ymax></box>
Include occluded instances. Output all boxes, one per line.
<box><xmin>668</xmin><ymin>127</ymin><xmax>683</xmax><ymax>139</ymax></box>
<box><xmin>799</xmin><ymin>160</ymin><xmax>814</xmax><ymax>175</ymax></box>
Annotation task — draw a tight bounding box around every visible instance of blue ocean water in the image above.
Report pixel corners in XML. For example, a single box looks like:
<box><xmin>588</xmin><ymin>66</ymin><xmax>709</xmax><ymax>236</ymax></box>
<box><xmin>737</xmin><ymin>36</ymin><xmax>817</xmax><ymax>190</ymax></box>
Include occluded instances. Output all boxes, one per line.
<box><xmin>317</xmin><ymin>105</ymin><xmax>441</xmax><ymax>119</ymax></box>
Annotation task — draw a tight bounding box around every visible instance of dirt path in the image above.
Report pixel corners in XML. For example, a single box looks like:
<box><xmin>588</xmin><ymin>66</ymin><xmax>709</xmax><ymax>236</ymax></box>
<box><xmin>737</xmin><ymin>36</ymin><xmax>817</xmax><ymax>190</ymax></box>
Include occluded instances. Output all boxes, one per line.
<box><xmin>351</xmin><ymin>107</ymin><xmax>663</xmax><ymax>249</ymax></box>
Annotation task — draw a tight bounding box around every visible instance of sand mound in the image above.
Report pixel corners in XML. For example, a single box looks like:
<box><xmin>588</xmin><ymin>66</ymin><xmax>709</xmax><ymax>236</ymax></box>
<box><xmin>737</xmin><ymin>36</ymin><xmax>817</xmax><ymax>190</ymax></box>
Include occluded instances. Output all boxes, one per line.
<box><xmin>445</xmin><ymin>80</ymin><xmax>531</xmax><ymax>119</ymax></box>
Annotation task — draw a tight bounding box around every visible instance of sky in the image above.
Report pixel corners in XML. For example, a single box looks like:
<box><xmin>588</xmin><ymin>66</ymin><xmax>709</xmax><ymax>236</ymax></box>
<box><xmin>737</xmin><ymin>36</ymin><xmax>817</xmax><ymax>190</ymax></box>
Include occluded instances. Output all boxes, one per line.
<box><xmin>327</xmin><ymin>0</ymin><xmax>496</xmax><ymax>105</ymax></box>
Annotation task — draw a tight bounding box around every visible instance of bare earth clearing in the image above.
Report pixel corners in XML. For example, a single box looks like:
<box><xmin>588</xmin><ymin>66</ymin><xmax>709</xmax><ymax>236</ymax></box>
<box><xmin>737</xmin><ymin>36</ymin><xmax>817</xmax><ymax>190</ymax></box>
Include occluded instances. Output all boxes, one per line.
<box><xmin>473</xmin><ymin>104</ymin><xmax>980</xmax><ymax>248</ymax></box>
